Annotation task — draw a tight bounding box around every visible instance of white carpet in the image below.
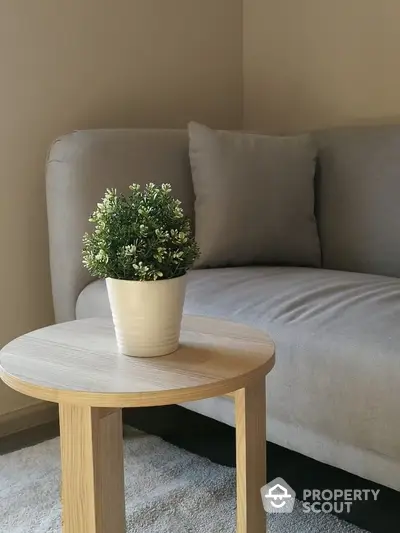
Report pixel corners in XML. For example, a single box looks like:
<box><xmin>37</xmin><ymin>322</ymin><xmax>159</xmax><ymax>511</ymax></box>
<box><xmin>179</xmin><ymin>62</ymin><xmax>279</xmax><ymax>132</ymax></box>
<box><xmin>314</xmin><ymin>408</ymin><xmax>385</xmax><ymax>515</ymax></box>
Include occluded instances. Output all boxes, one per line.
<box><xmin>0</xmin><ymin>429</ymin><xmax>369</xmax><ymax>532</ymax></box>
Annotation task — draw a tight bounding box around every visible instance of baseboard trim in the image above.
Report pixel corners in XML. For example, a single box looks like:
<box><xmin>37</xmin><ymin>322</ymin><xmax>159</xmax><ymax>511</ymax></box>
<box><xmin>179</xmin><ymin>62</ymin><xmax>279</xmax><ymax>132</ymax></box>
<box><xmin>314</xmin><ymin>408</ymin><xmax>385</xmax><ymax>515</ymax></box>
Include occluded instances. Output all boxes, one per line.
<box><xmin>0</xmin><ymin>402</ymin><xmax>58</xmax><ymax>438</ymax></box>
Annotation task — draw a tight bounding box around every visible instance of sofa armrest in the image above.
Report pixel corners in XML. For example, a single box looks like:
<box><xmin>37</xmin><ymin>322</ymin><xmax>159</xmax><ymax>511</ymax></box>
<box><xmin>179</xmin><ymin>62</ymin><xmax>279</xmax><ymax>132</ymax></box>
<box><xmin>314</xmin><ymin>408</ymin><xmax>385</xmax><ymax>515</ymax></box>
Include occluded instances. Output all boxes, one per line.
<box><xmin>46</xmin><ymin>128</ymin><xmax>192</xmax><ymax>322</ymax></box>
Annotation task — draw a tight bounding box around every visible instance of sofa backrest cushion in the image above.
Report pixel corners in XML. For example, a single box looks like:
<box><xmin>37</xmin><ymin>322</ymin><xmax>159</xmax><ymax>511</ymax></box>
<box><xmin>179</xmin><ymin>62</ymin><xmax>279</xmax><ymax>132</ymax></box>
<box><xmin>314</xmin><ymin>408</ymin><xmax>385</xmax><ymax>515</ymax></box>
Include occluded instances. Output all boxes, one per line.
<box><xmin>46</xmin><ymin>128</ymin><xmax>192</xmax><ymax>322</ymax></box>
<box><xmin>315</xmin><ymin>125</ymin><xmax>400</xmax><ymax>278</ymax></box>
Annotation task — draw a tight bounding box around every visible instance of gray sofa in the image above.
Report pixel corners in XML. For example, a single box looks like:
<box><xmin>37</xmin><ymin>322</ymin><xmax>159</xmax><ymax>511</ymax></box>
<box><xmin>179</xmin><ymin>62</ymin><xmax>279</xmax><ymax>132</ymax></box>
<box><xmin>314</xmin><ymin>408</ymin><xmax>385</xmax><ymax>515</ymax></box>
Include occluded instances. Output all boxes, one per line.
<box><xmin>46</xmin><ymin>126</ymin><xmax>400</xmax><ymax>491</ymax></box>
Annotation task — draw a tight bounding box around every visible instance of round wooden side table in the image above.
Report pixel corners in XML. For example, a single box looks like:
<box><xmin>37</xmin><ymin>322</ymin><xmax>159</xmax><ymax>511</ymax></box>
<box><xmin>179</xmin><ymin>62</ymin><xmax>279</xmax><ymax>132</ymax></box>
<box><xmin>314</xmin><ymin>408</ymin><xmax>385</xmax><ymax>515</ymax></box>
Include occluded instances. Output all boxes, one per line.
<box><xmin>0</xmin><ymin>316</ymin><xmax>275</xmax><ymax>533</ymax></box>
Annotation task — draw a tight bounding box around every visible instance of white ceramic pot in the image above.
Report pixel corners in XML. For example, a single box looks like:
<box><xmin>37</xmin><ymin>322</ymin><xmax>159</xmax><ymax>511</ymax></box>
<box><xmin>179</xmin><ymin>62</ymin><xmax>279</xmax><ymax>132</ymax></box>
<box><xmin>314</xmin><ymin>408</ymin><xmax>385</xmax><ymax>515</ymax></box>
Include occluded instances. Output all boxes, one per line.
<box><xmin>106</xmin><ymin>274</ymin><xmax>187</xmax><ymax>358</ymax></box>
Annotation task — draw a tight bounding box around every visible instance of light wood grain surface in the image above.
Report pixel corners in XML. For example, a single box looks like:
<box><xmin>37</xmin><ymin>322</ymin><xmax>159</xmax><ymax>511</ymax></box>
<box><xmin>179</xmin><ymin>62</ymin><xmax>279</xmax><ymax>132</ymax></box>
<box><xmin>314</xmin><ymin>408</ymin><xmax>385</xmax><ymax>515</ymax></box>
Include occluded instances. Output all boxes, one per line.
<box><xmin>0</xmin><ymin>316</ymin><xmax>275</xmax><ymax>408</ymax></box>
<box><xmin>0</xmin><ymin>315</ymin><xmax>274</xmax><ymax>533</ymax></box>
<box><xmin>59</xmin><ymin>405</ymin><xmax>125</xmax><ymax>533</ymax></box>
<box><xmin>236</xmin><ymin>379</ymin><xmax>267</xmax><ymax>533</ymax></box>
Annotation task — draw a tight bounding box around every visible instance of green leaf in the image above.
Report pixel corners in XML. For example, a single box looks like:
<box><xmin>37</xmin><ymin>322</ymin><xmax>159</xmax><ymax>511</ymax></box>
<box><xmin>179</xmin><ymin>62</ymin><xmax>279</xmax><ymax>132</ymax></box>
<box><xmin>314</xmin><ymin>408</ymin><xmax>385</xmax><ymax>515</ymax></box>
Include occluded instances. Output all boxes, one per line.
<box><xmin>82</xmin><ymin>183</ymin><xmax>200</xmax><ymax>281</ymax></box>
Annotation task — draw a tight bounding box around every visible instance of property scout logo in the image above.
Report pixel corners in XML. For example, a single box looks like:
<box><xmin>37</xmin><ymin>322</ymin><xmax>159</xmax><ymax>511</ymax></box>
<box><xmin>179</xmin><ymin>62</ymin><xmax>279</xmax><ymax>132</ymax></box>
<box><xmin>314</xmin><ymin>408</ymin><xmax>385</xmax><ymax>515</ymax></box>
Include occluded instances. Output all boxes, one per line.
<box><xmin>261</xmin><ymin>478</ymin><xmax>296</xmax><ymax>514</ymax></box>
<box><xmin>261</xmin><ymin>478</ymin><xmax>380</xmax><ymax>514</ymax></box>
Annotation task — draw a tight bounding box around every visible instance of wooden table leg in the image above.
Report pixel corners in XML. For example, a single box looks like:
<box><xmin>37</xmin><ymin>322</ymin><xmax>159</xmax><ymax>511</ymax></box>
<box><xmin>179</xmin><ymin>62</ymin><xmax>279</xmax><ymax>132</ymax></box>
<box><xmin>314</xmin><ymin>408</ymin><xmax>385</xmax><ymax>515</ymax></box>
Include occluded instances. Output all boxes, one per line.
<box><xmin>235</xmin><ymin>378</ymin><xmax>267</xmax><ymax>533</ymax></box>
<box><xmin>59</xmin><ymin>405</ymin><xmax>126</xmax><ymax>533</ymax></box>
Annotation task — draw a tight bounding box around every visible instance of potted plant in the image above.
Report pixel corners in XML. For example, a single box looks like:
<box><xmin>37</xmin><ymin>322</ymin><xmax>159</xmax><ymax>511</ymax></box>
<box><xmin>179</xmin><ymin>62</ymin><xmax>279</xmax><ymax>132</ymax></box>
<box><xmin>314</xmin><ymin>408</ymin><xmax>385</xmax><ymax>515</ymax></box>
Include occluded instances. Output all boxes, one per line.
<box><xmin>82</xmin><ymin>183</ymin><xmax>199</xmax><ymax>357</ymax></box>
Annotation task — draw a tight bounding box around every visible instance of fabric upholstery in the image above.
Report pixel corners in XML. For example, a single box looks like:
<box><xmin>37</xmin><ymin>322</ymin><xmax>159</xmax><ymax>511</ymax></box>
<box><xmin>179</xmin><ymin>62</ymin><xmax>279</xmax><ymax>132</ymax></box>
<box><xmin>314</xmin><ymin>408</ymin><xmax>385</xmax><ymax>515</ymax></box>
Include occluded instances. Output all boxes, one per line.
<box><xmin>76</xmin><ymin>266</ymin><xmax>400</xmax><ymax>489</ymax></box>
<box><xmin>315</xmin><ymin>125</ymin><xmax>400</xmax><ymax>278</ymax></box>
<box><xmin>188</xmin><ymin>122</ymin><xmax>321</xmax><ymax>268</ymax></box>
<box><xmin>46</xmin><ymin>129</ymin><xmax>192</xmax><ymax>322</ymax></box>
<box><xmin>48</xmin><ymin>125</ymin><xmax>400</xmax><ymax>491</ymax></box>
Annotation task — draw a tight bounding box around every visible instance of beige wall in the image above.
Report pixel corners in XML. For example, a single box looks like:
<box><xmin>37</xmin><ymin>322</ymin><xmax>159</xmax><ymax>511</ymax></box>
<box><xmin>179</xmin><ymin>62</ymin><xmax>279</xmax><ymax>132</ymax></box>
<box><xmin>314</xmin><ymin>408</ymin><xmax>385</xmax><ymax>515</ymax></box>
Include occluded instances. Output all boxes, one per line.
<box><xmin>243</xmin><ymin>0</ymin><xmax>400</xmax><ymax>133</ymax></box>
<box><xmin>0</xmin><ymin>0</ymin><xmax>242</xmax><ymax>416</ymax></box>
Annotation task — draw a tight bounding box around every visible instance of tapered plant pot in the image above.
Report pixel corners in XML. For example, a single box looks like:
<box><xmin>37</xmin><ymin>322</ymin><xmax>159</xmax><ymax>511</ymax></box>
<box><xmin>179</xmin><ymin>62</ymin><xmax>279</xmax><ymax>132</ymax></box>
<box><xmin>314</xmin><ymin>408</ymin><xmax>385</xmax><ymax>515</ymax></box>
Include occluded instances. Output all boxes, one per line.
<box><xmin>106</xmin><ymin>275</ymin><xmax>187</xmax><ymax>357</ymax></box>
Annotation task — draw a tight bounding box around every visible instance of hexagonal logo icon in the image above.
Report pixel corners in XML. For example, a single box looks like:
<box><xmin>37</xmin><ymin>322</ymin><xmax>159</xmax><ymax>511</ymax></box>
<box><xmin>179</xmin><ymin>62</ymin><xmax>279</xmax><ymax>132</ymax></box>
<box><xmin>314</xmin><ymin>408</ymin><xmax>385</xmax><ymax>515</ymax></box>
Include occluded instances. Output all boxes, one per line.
<box><xmin>261</xmin><ymin>477</ymin><xmax>296</xmax><ymax>514</ymax></box>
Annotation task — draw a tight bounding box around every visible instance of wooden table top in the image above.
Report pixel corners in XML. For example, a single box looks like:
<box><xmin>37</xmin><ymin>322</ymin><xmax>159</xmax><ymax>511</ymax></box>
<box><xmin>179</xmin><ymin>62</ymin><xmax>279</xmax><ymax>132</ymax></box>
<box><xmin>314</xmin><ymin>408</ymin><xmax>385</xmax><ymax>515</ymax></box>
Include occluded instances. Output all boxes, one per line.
<box><xmin>0</xmin><ymin>316</ymin><xmax>275</xmax><ymax>408</ymax></box>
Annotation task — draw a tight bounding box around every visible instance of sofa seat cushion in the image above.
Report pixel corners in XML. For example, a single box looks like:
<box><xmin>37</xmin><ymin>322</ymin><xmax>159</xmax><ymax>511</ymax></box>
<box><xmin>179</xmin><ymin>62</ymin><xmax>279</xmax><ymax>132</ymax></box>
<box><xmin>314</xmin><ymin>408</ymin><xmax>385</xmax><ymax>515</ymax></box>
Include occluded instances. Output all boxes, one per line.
<box><xmin>76</xmin><ymin>267</ymin><xmax>400</xmax><ymax>463</ymax></box>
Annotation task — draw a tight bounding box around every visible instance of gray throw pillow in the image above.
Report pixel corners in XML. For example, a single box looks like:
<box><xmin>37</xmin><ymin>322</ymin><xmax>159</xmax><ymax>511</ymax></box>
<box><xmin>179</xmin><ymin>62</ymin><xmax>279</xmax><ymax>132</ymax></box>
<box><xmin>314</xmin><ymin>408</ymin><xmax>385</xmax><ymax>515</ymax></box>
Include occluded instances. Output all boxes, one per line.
<box><xmin>188</xmin><ymin>122</ymin><xmax>321</xmax><ymax>268</ymax></box>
